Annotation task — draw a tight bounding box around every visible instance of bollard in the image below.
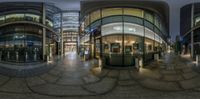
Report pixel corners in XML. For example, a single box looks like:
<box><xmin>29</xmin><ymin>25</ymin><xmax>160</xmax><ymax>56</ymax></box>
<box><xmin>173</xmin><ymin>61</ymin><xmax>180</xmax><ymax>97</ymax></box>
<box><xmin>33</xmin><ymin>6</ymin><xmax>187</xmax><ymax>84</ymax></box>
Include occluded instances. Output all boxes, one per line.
<box><xmin>135</xmin><ymin>58</ymin><xmax>139</xmax><ymax>69</ymax></box>
<box><xmin>98</xmin><ymin>58</ymin><xmax>102</xmax><ymax>67</ymax></box>
<box><xmin>196</xmin><ymin>55</ymin><xmax>199</xmax><ymax>64</ymax></box>
<box><xmin>154</xmin><ymin>54</ymin><xmax>159</xmax><ymax>61</ymax></box>
<box><xmin>34</xmin><ymin>52</ymin><xmax>37</xmax><ymax>61</ymax></box>
<box><xmin>16</xmin><ymin>51</ymin><xmax>19</xmax><ymax>62</ymax></box>
<box><xmin>139</xmin><ymin>58</ymin><xmax>143</xmax><ymax>68</ymax></box>
<box><xmin>25</xmin><ymin>52</ymin><xmax>28</xmax><ymax>62</ymax></box>
<box><xmin>7</xmin><ymin>51</ymin><xmax>9</xmax><ymax>60</ymax></box>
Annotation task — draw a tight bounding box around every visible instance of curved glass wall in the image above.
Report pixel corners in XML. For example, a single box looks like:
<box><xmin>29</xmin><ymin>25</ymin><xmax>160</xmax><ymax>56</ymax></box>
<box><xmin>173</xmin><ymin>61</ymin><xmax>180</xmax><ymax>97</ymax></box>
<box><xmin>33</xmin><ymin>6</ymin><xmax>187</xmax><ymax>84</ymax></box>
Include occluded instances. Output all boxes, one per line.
<box><xmin>80</xmin><ymin>7</ymin><xmax>168</xmax><ymax>67</ymax></box>
<box><xmin>82</xmin><ymin>8</ymin><xmax>167</xmax><ymax>36</ymax></box>
<box><xmin>0</xmin><ymin>24</ymin><xmax>56</xmax><ymax>63</ymax></box>
<box><xmin>0</xmin><ymin>3</ymin><xmax>61</xmax><ymax>63</ymax></box>
<box><xmin>101</xmin><ymin>22</ymin><xmax>163</xmax><ymax>66</ymax></box>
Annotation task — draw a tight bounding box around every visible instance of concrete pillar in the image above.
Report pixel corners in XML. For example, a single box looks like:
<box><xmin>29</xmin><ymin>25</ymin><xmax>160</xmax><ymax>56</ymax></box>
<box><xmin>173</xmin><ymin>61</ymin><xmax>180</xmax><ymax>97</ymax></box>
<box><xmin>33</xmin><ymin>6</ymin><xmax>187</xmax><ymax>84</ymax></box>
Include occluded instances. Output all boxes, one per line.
<box><xmin>42</xmin><ymin>3</ymin><xmax>46</xmax><ymax>61</ymax></box>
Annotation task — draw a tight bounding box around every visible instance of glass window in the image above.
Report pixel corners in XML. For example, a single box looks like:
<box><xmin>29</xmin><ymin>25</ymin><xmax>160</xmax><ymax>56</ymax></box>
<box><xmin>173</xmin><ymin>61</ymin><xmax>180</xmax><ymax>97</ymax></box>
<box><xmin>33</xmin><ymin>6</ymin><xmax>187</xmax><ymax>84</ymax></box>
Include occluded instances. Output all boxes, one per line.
<box><xmin>0</xmin><ymin>16</ymin><xmax>5</xmax><ymax>24</ymax></box>
<box><xmin>154</xmin><ymin>15</ymin><xmax>161</xmax><ymax>29</ymax></box>
<box><xmin>195</xmin><ymin>16</ymin><xmax>200</xmax><ymax>26</ymax></box>
<box><xmin>155</xmin><ymin>41</ymin><xmax>160</xmax><ymax>52</ymax></box>
<box><xmin>84</xmin><ymin>15</ymin><xmax>90</xmax><ymax>28</ymax></box>
<box><xmin>144</xmin><ymin>11</ymin><xmax>154</xmax><ymax>23</ymax></box>
<box><xmin>90</xmin><ymin>20</ymin><xmax>101</xmax><ymax>30</ymax></box>
<box><xmin>155</xmin><ymin>34</ymin><xmax>159</xmax><ymax>42</ymax></box>
<box><xmin>154</xmin><ymin>27</ymin><xmax>160</xmax><ymax>34</ymax></box>
<box><xmin>145</xmin><ymin>38</ymin><xmax>154</xmax><ymax>53</ymax></box>
<box><xmin>124</xmin><ymin>35</ymin><xmax>143</xmax><ymax>54</ymax></box>
<box><xmin>145</xmin><ymin>27</ymin><xmax>155</xmax><ymax>40</ymax></box>
<box><xmin>102</xmin><ymin>35</ymin><xmax>122</xmax><ymax>54</ymax></box>
<box><xmin>102</xmin><ymin>16</ymin><xmax>122</xmax><ymax>25</ymax></box>
<box><xmin>124</xmin><ymin>8</ymin><xmax>143</xmax><ymax>18</ymax></box>
<box><xmin>53</xmin><ymin>13</ymin><xmax>61</xmax><ymax>28</ymax></box>
<box><xmin>124</xmin><ymin>23</ymin><xmax>144</xmax><ymax>36</ymax></box>
<box><xmin>144</xmin><ymin>20</ymin><xmax>154</xmax><ymax>30</ymax></box>
<box><xmin>90</xmin><ymin>10</ymin><xmax>101</xmax><ymax>23</ymax></box>
<box><xmin>101</xmin><ymin>22</ymin><xmax>123</xmax><ymax>36</ymax></box>
<box><xmin>124</xmin><ymin>16</ymin><xmax>143</xmax><ymax>25</ymax></box>
<box><xmin>62</xmin><ymin>12</ymin><xmax>79</xmax><ymax>32</ymax></box>
<box><xmin>46</xmin><ymin>19</ymin><xmax>53</xmax><ymax>27</ymax></box>
<box><xmin>102</xmin><ymin>8</ymin><xmax>122</xmax><ymax>18</ymax></box>
<box><xmin>6</xmin><ymin>14</ymin><xmax>24</xmax><ymax>22</ymax></box>
<box><xmin>25</xmin><ymin>14</ymin><xmax>40</xmax><ymax>23</ymax></box>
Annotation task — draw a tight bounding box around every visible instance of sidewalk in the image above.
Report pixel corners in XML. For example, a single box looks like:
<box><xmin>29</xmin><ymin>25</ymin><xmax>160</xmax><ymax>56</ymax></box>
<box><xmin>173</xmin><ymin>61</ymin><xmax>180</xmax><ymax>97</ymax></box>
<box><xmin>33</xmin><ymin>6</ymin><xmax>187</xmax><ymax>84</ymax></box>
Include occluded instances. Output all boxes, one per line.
<box><xmin>0</xmin><ymin>53</ymin><xmax>199</xmax><ymax>99</ymax></box>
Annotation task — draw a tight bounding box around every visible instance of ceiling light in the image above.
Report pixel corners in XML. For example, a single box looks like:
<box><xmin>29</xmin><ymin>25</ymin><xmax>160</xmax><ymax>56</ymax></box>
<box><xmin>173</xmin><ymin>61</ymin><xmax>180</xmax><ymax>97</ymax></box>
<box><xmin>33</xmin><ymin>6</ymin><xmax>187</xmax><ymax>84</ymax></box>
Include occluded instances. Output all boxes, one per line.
<box><xmin>113</xmin><ymin>26</ymin><xmax>121</xmax><ymax>31</ymax></box>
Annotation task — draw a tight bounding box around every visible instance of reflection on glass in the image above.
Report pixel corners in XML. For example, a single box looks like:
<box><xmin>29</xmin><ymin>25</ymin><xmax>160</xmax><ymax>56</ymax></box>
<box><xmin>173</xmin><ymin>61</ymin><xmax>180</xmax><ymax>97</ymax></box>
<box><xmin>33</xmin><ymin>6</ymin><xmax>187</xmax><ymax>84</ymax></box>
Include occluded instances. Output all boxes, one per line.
<box><xmin>0</xmin><ymin>25</ymin><xmax>56</xmax><ymax>63</ymax></box>
<box><xmin>0</xmin><ymin>16</ymin><xmax>5</xmax><ymax>24</ymax></box>
<box><xmin>25</xmin><ymin>14</ymin><xmax>40</xmax><ymax>22</ymax></box>
<box><xmin>90</xmin><ymin>10</ymin><xmax>101</xmax><ymax>23</ymax></box>
<box><xmin>102</xmin><ymin>8</ymin><xmax>123</xmax><ymax>18</ymax></box>
<box><xmin>124</xmin><ymin>8</ymin><xmax>143</xmax><ymax>18</ymax></box>
<box><xmin>195</xmin><ymin>16</ymin><xmax>200</xmax><ymax>26</ymax></box>
<box><xmin>145</xmin><ymin>38</ymin><xmax>154</xmax><ymax>53</ymax></box>
<box><xmin>53</xmin><ymin>13</ymin><xmax>61</xmax><ymax>28</ymax></box>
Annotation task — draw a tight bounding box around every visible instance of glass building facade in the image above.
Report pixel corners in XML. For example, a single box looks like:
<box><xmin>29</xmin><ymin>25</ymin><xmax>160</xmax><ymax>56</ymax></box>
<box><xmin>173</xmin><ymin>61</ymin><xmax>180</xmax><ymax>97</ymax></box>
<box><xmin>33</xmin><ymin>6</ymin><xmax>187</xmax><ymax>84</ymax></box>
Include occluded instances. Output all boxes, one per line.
<box><xmin>181</xmin><ymin>3</ymin><xmax>200</xmax><ymax>59</ymax></box>
<box><xmin>80</xmin><ymin>7</ymin><xmax>168</xmax><ymax>67</ymax></box>
<box><xmin>0</xmin><ymin>2</ymin><xmax>61</xmax><ymax>63</ymax></box>
<box><xmin>62</xmin><ymin>11</ymin><xmax>79</xmax><ymax>54</ymax></box>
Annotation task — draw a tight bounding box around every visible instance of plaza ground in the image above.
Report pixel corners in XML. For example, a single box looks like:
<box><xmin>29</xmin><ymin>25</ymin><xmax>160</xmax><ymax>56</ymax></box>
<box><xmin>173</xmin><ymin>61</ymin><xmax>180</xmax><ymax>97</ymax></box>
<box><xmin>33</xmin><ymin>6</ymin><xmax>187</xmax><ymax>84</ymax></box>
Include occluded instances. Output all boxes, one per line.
<box><xmin>0</xmin><ymin>53</ymin><xmax>200</xmax><ymax>99</ymax></box>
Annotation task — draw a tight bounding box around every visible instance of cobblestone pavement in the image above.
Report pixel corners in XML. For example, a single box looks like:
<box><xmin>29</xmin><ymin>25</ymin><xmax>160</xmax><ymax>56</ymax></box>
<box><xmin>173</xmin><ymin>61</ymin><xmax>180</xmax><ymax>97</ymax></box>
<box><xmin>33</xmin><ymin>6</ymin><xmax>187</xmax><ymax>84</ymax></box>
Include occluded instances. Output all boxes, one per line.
<box><xmin>0</xmin><ymin>53</ymin><xmax>200</xmax><ymax>99</ymax></box>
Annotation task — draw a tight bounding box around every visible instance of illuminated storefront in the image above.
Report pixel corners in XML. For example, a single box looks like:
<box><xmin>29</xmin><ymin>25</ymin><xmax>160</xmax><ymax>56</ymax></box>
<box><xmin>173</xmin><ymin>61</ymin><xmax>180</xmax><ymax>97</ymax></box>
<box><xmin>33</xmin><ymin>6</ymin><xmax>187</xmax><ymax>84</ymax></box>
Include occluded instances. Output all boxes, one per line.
<box><xmin>0</xmin><ymin>2</ymin><xmax>61</xmax><ymax>63</ymax></box>
<box><xmin>80</xmin><ymin>6</ymin><xmax>168</xmax><ymax>67</ymax></box>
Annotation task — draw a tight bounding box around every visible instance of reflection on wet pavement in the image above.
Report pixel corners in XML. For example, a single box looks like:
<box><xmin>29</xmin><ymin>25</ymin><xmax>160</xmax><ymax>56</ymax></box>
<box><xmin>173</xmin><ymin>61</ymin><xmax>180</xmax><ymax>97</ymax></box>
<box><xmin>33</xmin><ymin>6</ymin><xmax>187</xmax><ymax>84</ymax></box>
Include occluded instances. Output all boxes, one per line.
<box><xmin>0</xmin><ymin>53</ymin><xmax>200</xmax><ymax>99</ymax></box>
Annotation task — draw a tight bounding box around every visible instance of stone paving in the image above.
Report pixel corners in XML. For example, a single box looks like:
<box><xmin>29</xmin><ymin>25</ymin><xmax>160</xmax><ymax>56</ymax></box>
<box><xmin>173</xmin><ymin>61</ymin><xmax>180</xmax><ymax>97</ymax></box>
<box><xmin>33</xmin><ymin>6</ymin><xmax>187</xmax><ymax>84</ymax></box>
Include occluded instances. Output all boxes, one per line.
<box><xmin>0</xmin><ymin>53</ymin><xmax>200</xmax><ymax>99</ymax></box>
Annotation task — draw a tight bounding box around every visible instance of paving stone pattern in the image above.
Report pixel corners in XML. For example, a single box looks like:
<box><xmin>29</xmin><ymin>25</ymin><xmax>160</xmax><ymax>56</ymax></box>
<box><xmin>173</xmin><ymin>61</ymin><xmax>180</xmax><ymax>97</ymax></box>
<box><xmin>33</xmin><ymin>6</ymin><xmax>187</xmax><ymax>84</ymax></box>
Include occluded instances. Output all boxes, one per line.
<box><xmin>0</xmin><ymin>53</ymin><xmax>199</xmax><ymax>99</ymax></box>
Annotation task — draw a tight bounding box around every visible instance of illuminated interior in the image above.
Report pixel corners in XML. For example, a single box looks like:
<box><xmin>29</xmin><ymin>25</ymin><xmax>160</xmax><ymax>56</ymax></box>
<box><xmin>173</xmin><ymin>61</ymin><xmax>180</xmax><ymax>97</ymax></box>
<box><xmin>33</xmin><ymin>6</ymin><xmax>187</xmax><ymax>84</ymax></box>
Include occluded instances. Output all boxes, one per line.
<box><xmin>80</xmin><ymin>7</ymin><xmax>168</xmax><ymax>67</ymax></box>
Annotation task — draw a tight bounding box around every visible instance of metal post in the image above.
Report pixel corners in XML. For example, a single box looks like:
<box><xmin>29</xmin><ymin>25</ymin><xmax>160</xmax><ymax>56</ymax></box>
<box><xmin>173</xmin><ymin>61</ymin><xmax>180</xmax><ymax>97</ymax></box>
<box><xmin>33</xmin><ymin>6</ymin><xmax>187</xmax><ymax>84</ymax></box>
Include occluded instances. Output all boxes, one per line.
<box><xmin>191</xmin><ymin>4</ymin><xmax>194</xmax><ymax>58</ymax></box>
<box><xmin>42</xmin><ymin>3</ymin><xmax>46</xmax><ymax>61</ymax></box>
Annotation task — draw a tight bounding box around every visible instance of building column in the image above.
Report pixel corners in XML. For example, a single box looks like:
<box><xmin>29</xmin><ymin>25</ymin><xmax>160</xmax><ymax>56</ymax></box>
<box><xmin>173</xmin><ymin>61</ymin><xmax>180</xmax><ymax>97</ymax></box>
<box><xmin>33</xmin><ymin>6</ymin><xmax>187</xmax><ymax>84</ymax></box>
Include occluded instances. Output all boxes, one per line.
<box><xmin>191</xmin><ymin>4</ymin><xmax>194</xmax><ymax>58</ymax></box>
<box><xmin>60</xmin><ymin>12</ymin><xmax>64</xmax><ymax>56</ymax></box>
<box><xmin>42</xmin><ymin>3</ymin><xmax>46</xmax><ymax>61</ymax></box>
